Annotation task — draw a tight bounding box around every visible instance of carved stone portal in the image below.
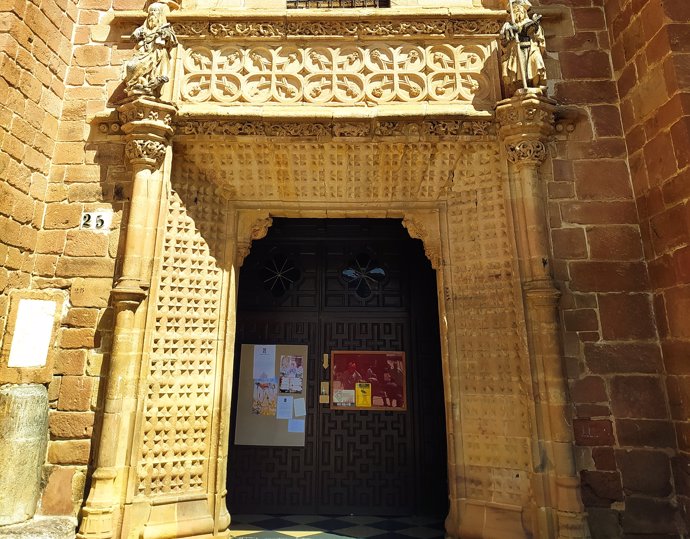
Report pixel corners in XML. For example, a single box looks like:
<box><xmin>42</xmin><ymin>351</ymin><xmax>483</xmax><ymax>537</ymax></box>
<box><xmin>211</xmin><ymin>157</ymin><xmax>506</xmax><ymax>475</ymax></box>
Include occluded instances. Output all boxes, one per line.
<box><xmin>86</xmin><ymin>7</ymin><xmax>586</xmax><ymax>539</ymax></box>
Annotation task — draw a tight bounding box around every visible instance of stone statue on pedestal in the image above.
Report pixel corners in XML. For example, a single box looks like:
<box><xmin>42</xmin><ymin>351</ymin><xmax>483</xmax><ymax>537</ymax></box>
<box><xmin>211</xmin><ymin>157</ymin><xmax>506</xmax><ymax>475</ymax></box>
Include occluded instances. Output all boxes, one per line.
<box><xmin>123</xmin><ymin>1</ymin><xmax>178</xmax><ymax>98</ymax></box>
<box><xmin>500</xmin><ymin>0</ymin><xmax>547</xmax><ymax>96</ymax></box>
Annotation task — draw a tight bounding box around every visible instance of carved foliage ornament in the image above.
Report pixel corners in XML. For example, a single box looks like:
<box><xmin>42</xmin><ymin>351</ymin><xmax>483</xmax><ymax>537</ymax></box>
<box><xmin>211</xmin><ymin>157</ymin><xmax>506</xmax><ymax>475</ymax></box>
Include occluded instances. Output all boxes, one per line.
<box><xmin>505</xmin><ymin>140</ymin><xmax>546</xmax><ymax>165</ymax></box>
<box><xmin>123</xmin><ymin>1</ymin><xmax>178</xmax><ymax>97</ymax></box>
<box><xmin>175</xmin><ymin>119</ymin><xmax>495</xmax><ymax>138</ymax></box>
<box><xmin>119</xmin><ymin>104</ymin><xmax>174</xmax><ymax>127</ymax></box>
<box><xmin>402</xmin><ymin>216</ymin><xmax>441</xmax><ymax>270</ymax></box>
<box><xmin>125</xmin><ymin>138</ymin><xmax>168</xmax><ymax>165</ymax></box>
<box><xmin>179</xmin><ymin>43</ymin><xmax>495</xmax><ymax>106</ymax></box>
<box><xmin>172</xmin><ymin>18</ymin><xmax>502</xmax><ymax>39</ymax></box>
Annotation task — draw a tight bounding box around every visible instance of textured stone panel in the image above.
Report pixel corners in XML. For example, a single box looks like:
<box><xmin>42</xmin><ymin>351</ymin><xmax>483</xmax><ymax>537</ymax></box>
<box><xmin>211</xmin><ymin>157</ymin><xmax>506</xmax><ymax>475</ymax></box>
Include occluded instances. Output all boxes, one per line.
<box><xmin>135</xmin><ymin>172</ymin><xmax>227</xmax><ymax>497</ymax></box>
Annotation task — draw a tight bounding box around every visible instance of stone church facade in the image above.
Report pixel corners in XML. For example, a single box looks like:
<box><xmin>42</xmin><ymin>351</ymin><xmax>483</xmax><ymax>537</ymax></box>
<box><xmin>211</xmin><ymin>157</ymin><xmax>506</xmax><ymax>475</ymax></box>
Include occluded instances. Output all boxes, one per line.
<box><xmin>0</xmin><ymin>0</ymin><xmax>688</xmax><ymax>538</ymax></box>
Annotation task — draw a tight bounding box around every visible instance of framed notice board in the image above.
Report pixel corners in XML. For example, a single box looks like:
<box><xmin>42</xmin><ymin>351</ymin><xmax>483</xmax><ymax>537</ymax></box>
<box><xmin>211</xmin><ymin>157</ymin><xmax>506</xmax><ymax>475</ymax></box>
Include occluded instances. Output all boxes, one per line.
<box><xmin>330</xmin><ymin>350</ymin><xmax>406</xmax><ymax>411</ymax></box>
<box><xmin>234</xmin><ymin>344</ymin><xmax>308</xmax><ymax>446</ymax></box>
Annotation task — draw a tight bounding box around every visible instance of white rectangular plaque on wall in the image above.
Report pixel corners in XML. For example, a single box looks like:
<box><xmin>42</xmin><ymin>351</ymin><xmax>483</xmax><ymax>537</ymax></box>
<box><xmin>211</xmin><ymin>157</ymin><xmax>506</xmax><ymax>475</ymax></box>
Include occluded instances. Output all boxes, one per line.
<box><xmin>7</xmin><ymin>299</ymin><xmax>57</xmax><ymax>368</ymax></box>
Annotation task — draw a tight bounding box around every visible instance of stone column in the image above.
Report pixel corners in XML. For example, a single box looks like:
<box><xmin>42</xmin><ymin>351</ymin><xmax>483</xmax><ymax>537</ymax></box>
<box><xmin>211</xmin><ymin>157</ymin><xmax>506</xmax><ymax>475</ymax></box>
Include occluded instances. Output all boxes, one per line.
<box><xmin>496</xmin><ymin>92</ymin><xmax>590</xmax><ymax>538</ymax></box>
<box><xmin>0</xmin><ymin>384</ymin><xmax>49</xmax><ymax>525</ymax></box>
<box><xmin>77</xmin><ymin>97</ymin><xmax>176</xmax><ymax>539</ymax></box>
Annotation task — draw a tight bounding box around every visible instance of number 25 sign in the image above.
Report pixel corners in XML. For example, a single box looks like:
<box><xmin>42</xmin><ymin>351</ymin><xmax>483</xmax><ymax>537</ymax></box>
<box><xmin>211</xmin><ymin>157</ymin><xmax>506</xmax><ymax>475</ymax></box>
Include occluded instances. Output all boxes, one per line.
<box><xmin>80</xmin><ymin>211</ymin><xmax>112</xmax><ymax>232</ymax></box>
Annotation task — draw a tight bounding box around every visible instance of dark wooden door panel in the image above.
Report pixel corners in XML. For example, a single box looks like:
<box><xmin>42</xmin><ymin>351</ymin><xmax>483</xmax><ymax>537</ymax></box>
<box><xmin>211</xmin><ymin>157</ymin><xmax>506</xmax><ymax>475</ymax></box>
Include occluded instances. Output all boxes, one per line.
<box><xmin>227</xmin><ymin>219</ymin><xmax>447</xmax><ymax>517</ymax></box>
<box><xmin>228</xmin><ymin>315</ymin><xmax>319</xmax><ymax>514</ymax></box>
<box><xmin>318</xmin><ymin>317</ymin><xmax>412</xmax><ymax>515</ymax></box>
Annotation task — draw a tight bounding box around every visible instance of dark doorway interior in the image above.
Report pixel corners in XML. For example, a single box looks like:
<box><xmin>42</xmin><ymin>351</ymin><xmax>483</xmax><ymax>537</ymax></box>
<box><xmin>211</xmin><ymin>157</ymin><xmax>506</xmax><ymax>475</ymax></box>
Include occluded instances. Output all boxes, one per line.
<box><xmin>227</xmin><ymin>219</ymin><xmax>447</xmax><ymax>517</ymax></box>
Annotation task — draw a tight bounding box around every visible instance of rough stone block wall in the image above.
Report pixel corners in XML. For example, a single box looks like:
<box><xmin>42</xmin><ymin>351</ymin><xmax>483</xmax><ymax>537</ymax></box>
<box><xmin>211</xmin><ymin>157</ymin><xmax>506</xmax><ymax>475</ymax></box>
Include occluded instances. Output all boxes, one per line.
<box><xmin>539</xmin><ymin>0</ymin><xmax>684</xmax><ymax>536</ymax></box>
<box><xmin>604</xmin><ymin>0</ymin><xmax>690</xmax><ymax>530</ymax></box>
<box><xmin>0</xmin><ymin>0</ymin><xmax>99</xmax><ymax>518</ymax></box>
<box><xmin>0</xmin><ymin>0</ymin><xmax>76</xmax><ymax>331</ymax></box>
<box><xmin>34</xmin><ymin>0</ymin><xmax>134</xmax><ymax>517</ymax></box>
<box><xmin>1</xmin><ymin>0</ymin><xmax>128</xmax><ymax>518</ymax></box>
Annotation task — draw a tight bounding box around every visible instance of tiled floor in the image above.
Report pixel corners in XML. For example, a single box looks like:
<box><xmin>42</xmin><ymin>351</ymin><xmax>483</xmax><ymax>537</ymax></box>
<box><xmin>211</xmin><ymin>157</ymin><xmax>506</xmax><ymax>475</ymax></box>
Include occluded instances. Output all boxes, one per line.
<box><xmin>228</xmin><ymin>514</ymin><xmax>446</xmax><ymax>539</ymax></box>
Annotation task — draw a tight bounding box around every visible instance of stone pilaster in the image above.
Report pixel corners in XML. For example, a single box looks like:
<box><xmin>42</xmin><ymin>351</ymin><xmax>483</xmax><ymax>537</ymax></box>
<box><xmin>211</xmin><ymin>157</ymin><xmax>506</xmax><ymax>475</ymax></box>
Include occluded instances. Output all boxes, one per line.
<box><xmin>77</xmin><ymin>97</ymin><xmax>176</xmax><ymax>539</ymax></box>
<box><xmin>497</xmin><ymin>91</ymin><xmax>590</xmax><ymax>539</ymax></box>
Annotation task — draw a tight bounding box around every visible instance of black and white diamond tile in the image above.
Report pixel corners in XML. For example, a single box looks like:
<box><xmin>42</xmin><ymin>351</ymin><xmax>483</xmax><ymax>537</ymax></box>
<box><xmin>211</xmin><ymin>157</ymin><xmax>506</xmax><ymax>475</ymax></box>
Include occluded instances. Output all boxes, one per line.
<box><xmin>228</xmin><ymin>515</ymin><xmax>445</xmax><ymax>539</ymax></box>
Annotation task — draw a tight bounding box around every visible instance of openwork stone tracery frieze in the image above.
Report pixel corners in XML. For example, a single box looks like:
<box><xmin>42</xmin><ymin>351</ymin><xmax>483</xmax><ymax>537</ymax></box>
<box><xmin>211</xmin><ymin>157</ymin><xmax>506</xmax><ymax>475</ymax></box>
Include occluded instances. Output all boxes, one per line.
<box><xmin>177</xmin><ymin>42</ymin><xmax>497</xmax><ymax>106</ymax></box>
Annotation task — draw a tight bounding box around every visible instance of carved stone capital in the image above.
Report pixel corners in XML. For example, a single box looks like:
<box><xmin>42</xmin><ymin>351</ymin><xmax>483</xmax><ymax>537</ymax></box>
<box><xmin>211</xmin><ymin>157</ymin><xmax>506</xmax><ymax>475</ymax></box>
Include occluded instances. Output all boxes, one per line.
<box><xmin>402</xmin><ymin>212</ymin><xmax>442</xmax><ymax>270</ymax></box>
<box><xmin>111</xmin><ymin>278</ymin><xmax>148</xmax><ymax>307</ymax></box>
<box><xmin>496</xmin><ymin>92</ymin><xmax>556</xmax><ymax>168</ymax></box>
<box><xmin>118</xmin><ymin>97</ymin><xmax>177</xmax><ymax>169</ymax></box>
<box><xmin>235</xmin><ymin>211</ymin><xmax>273</xmax><ymax>266</ymax></box>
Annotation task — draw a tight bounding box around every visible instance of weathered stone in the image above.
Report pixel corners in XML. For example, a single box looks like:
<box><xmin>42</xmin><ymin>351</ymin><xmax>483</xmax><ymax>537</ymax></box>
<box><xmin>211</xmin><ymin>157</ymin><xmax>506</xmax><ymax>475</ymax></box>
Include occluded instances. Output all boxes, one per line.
<box><xmin>0</xmin><ymin>384</ymin><xmax>48</xmax><ymax>525</ymax></box>
<box><xmin>47</xmin><ymin>440</ymin><xmax>90</xmax><ymax>466</ymax></box>
<box><xmin>616</xmin><ymin>449</ymin><xmax>673</xmax><ymax>497</ymax></box>
<box><xmin>0</xmin><ymin>516</ymin><xmax>76</xmax><ymax>539</ymax></box>
<box><xmin>39</xmin><ymin>467</ymin><xmax>76</xmax><ymax>516</ymax></box>
<box><xmin>49</xmin><ymin>411</ymin><xmax>94</xmax><ymax>439</ymax></box>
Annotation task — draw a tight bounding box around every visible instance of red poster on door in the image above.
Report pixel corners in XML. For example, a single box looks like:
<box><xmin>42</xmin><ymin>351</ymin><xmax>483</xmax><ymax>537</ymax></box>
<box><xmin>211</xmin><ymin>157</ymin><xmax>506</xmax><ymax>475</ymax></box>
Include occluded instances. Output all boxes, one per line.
<box><xmin>330</xmin><ymin>350</ymin><xmax>406</xmax><ymax>411</ymax></box>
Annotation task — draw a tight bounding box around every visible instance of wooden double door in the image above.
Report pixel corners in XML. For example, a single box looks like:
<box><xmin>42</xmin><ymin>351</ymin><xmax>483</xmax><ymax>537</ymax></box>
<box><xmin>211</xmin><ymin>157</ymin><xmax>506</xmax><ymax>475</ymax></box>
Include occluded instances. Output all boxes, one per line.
<box><xmin>227</xmin><ymin>219</ymin><xmax>447</xmax><ymax>516</ymax></box>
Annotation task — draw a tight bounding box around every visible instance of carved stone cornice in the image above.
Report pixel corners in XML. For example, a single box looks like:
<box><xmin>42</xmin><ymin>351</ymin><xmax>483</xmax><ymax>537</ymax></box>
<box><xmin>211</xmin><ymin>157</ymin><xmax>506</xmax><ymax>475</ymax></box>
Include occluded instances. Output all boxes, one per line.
<box><xmin>496</xmin><ymin>92</ymin><xmax>556</xmax><ymax>168</ymax></box>
<box><xmin>118</xmin><ymin>97</ymin><xmax>177</xmax><ymax>169</ymax></box>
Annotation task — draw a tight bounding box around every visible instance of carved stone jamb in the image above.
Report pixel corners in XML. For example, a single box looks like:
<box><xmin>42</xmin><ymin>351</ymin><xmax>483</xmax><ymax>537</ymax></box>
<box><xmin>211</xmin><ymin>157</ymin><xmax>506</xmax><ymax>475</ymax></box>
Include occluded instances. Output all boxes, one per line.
<box><xmin>404</xmin><ymin>209</ymin><xmax>459</xmax><ymax>539</ymax></box>
<box><xmin>496</xmin><ymin>92</ymin><xmax>590</xmax><ymax>539</ymax></box>
<box><xmin>77</xmin><ymin>96</ymin><xmax>176</xmax><ymax>539</ymax></box>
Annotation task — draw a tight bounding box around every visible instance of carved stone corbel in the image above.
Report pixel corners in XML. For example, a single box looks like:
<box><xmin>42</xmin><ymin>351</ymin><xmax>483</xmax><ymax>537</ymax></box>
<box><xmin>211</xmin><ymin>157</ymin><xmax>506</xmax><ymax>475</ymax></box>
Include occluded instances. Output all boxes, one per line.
<box><xmin>235</xmin><ymin>211</ymin><xmax>273</xmax><ymax>267</ymax></box>
<box><xmin>402</xmin><ymin>212</ymin><xmax>442</xmax><ymax>270</ymax></box>
<box><xmin>496</xmin><ymin>92</ymin><xmax>590</xmax><ymax>538</ymax></box>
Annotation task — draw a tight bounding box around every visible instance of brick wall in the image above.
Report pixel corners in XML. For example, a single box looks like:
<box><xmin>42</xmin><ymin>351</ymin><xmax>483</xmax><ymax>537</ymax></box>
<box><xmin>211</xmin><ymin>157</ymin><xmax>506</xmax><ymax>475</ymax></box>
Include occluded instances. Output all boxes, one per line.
<box><xmin>539</xmin><ymin>0</ymin><xmax>685</xmax><ymax>535</ymax></box>
<box><xmin>604</xmin><ymin>0</ymin><xmax>690</xmax><ymax>531</ymax></box>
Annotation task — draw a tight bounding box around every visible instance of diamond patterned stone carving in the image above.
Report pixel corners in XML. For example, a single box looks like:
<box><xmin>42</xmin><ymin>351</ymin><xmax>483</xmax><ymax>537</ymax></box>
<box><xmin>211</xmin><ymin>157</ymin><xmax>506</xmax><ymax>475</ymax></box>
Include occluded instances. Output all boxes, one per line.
<box><xmin>136</xmin><ymin>173</ymin><xmax>226</xmax><ymax>497</ymax></box>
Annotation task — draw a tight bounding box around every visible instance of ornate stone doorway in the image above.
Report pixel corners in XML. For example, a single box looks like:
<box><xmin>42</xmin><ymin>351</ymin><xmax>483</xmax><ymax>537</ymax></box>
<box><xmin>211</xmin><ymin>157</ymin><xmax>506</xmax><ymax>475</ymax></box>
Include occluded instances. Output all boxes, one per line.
<box><xmin>227</xmin><ymin>218</ymin><xmax>448</xmax><ymax>516</ymax></box>
<box><xmin>78</xmin><ymin>6</ymin><xmax>589</xmax><ymax>538</ymax></box>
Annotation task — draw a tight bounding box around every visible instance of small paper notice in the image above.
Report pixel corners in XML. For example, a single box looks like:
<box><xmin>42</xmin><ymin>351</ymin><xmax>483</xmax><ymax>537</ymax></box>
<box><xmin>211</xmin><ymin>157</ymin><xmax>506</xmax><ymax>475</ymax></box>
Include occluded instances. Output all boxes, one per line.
<box><xmin>253</xmin><ymin>345</ymin><xmax>276</xmax><ymax>379</ymax></box>
<box><xmin>276</xmin><ymin>395</ymin><xmax>293</xmax><ymax>419</ymax></box>
<box><xmin>288</xmin><ymin>419</ymin><xmax>305</xmax><ymax>433</ymax></box>
<box><xmin>294</xmin><ymin>397</ymin><xmax>306</xmax><ymax>417</ymax></box>
<box><xmin>8</xmin><ymin>299</ymin><xmax>57</xmax><ymax>368</ymax></box>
